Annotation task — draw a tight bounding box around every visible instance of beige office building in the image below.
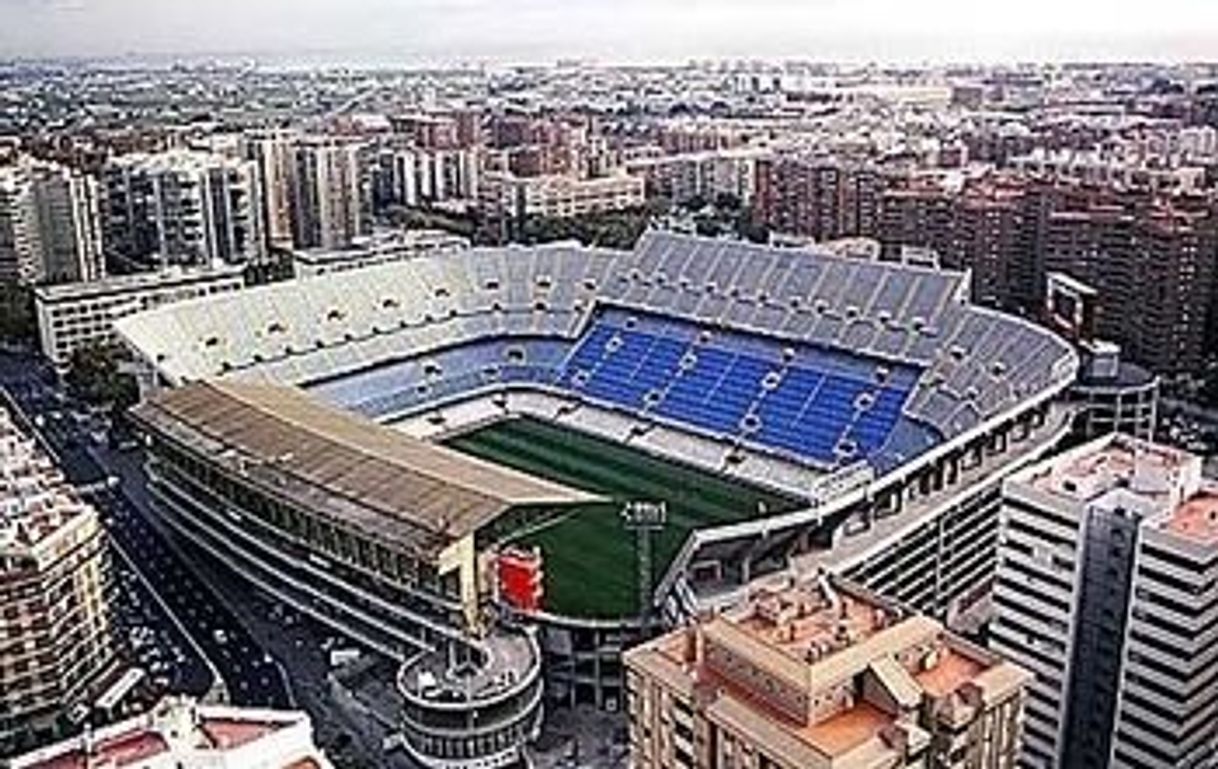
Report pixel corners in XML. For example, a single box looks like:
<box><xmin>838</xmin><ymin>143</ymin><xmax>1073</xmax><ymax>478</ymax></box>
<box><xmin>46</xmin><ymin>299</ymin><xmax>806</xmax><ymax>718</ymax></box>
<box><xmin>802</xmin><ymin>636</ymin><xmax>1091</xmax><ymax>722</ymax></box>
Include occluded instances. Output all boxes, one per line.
<box><xmin>479</xmin><ymin>170</ymin><xmax>644</xmax><ymax>221</ymax></box>
<box><xmin>625</xmin><ymin>576</ymin><xmax>1030</xmax><ymax>769</ymax></box>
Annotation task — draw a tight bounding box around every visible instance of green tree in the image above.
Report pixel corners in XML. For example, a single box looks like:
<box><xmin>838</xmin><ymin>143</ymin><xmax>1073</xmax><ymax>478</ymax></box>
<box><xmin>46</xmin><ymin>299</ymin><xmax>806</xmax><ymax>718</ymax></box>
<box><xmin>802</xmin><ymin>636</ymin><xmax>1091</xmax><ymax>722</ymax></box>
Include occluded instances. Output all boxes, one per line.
<box><xmin>0</xmin><ymin>282</ymin><xmax>36</xmax><ymax>347</ymax></box>
<box><xmin>65</xmin><ymin>343</ymin><xmax>139</xmax><ymax>413</ymax></box>
<box><xmin>714</xmin><ymin>192</ymin><xmax>743</xmax><ymax>212</ymax></box>
<box><xmin>244</xmin><ymin>248</ymin><xmax>296</xmax><ymax>285</ymax></box>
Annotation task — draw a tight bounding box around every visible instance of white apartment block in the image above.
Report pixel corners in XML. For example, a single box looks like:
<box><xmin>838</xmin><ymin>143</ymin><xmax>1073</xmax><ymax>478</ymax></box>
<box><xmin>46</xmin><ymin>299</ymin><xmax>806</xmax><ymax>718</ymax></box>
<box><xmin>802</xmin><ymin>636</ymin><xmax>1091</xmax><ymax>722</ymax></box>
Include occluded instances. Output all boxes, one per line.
<box><xmin>376</xmin><ymin>145</ymin><xmax>480</xmax><ymax>209</ymax></box>
<box><xmin>34</xmin><ymin>266</ymin><xmax>245</xmax><ymax>371</ymax></box>
<box><xmin>0</xmin><ymin>157</ymin><xmax>103</xmax><ymax>285</ymax></box>
<box><xmin>625</xmin><ymin>147</ymin><xmax>765</xmax><ymax>205</ymax></box>
<box><xmin>991</xmin><ymin>433</ymin><xmax>1218</xmax><ymax>769</ymax></box>
<box><xmin>102</xmin><ymin>150</ymin><xmax>264</xmax><ymax>269</ymax></box>
<box><xmin>1010</xmin><ymin>148</ymin><xmax>1207</xmax><ymax>193</ymax></box>
<box><xmin>479</xmin><ymin>170</ymin><xmax>644</xmax><ymax>221</ymax></box>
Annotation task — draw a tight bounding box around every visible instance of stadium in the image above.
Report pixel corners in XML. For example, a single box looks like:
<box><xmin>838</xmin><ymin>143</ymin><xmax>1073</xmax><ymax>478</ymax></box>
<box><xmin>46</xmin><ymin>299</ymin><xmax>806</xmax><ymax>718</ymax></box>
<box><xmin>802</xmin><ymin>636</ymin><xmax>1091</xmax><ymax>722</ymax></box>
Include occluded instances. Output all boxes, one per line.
<box><xmin>118</xmin><ymin>231</ymin><xmax>1078</xmax><ymax>767</ymax></box>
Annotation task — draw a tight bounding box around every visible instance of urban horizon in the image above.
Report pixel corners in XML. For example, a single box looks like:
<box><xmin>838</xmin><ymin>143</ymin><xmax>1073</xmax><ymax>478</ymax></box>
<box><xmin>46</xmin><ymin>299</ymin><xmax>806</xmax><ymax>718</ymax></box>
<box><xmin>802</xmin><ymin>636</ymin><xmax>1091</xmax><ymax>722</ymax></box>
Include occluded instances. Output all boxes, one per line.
<box><xmin>3</xmin><ymin>0</ymin><xmax>1218</xmax><ymax>63</ymax></box>
<box><xmin>3</xmin><ymin>8</ymin><xmax>1218</xmax><ymax>769</ymax></box>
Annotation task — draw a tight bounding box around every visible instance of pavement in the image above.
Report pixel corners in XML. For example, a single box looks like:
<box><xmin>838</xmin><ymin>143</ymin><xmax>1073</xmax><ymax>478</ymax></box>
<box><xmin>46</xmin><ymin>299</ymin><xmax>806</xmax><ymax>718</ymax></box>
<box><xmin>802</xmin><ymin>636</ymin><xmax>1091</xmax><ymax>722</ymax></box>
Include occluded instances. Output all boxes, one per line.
<box><xmin>530</xmin><ymin>706</ymin><xmax>630</xmax><ymax>769</ymax></box>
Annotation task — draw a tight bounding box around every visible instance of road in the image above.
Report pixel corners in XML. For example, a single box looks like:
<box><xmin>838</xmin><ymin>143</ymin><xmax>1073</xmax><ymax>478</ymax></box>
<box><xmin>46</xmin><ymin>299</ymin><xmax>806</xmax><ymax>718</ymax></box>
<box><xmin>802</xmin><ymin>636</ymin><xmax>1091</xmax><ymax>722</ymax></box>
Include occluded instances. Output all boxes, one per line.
<box><xmin>0</xmin><ymin>353</ymin><xmax>411</xmax><ymax>766</ymax></box>
<box><xmin>0</xmin><ymin>355</ymin><xmax>290</xmax><ymax>711</ymax></box>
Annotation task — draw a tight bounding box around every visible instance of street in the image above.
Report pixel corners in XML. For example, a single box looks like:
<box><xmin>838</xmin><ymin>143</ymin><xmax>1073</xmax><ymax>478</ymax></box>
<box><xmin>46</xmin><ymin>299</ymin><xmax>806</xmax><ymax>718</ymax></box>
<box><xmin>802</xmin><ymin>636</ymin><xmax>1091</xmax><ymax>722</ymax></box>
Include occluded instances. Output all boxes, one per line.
<box><xmin>0</xmin><ymin>354</ymin><xmax>290</xmax><ymax>710</ymax></box>
<box><xmin>0</xmin><ymin>352</ymin><xmax>410</xmax><ymax>767</ymax></box>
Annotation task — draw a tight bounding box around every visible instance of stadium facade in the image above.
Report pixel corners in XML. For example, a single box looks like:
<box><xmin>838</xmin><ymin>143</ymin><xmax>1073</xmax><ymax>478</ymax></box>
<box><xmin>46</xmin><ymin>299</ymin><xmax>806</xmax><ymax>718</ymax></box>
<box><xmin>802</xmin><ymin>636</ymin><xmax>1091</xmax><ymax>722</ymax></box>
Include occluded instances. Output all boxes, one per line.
<box><xmin>128</xmin><ymin>381</ymin><xmax>596</xmax><ymax>768</ymax></box>
<box><xmin>117</xmin><ymin>232</ymin><xmax>1078</xmax><ymax>766</ymax></box>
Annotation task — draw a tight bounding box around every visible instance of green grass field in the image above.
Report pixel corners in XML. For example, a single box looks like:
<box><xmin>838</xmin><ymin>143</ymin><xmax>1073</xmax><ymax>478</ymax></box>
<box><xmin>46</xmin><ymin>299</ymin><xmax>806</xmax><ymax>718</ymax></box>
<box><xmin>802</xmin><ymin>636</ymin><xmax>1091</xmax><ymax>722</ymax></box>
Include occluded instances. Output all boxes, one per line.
<box><xmin>443</xmin><ymin>417</ymin><xmax>800</xmax><ymax>619</ymax></box>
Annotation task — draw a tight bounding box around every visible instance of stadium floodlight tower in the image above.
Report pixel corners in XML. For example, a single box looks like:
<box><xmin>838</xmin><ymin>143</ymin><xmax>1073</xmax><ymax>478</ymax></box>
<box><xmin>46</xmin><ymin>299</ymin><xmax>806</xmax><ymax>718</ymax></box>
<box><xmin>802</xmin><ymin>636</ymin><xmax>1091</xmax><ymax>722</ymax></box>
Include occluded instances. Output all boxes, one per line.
<box><xmin>622</xmin><ymin>500</ymin><xmax>667</xmax><ymax>625</ymax></box>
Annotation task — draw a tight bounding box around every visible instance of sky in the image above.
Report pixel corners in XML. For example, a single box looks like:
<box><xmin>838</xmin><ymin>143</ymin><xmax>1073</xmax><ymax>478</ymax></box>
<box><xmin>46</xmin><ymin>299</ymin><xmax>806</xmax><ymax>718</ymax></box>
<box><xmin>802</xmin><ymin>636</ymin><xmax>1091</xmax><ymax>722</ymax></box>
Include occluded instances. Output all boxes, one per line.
<box><xmin>2</xmin><ymin>0</ymin><xmax>1218</xmax><ymax>64</ymax></box>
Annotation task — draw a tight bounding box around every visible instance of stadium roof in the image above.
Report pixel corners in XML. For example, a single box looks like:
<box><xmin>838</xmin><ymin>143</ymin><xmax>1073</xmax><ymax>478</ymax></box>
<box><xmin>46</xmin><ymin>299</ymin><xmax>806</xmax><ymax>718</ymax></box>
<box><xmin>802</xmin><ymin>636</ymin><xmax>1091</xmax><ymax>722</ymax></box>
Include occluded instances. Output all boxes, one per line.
<box><xmin>131</xmin><ymin>380</ymin><xmax>602</xmax><ymax>558</ymax></box>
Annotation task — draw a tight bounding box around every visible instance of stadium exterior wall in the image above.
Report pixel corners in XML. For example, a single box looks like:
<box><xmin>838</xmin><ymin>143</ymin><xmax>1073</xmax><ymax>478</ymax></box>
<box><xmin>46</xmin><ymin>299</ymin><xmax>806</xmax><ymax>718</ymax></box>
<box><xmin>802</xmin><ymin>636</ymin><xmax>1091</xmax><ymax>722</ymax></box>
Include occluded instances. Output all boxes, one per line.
<box><xmin>131</xmin><ymin>423</ymin><xmax>544</xmax><ymax>769</ymax></box>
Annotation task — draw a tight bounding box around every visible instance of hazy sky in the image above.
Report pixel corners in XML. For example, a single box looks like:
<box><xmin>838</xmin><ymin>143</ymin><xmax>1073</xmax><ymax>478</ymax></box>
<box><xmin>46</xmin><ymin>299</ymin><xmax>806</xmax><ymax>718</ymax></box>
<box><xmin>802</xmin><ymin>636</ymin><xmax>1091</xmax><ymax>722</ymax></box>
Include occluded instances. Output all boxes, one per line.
<box><xmin>2</xmin><ymin>0</ymin><xmax>1218</xmax><ymax>64</ymax></box>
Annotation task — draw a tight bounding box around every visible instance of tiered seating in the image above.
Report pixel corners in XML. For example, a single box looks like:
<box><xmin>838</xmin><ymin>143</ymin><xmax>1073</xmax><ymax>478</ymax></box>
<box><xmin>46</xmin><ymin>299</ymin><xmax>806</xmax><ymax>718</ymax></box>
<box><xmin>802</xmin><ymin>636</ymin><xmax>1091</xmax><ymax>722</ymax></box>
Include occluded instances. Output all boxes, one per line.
<box><xmin>556</xmin><ymin>309</ymin><xmax>921</xmax><ymax>467</ymax></box>
<box><xmin>117</xmin><ymin>231</ymin><xmax>1078</xmax><ymax>476</ymax></box>
<box><xmin>313</xmin><ymin>339</ymin><xmax>571</xmax><ymax>418</ymax></box>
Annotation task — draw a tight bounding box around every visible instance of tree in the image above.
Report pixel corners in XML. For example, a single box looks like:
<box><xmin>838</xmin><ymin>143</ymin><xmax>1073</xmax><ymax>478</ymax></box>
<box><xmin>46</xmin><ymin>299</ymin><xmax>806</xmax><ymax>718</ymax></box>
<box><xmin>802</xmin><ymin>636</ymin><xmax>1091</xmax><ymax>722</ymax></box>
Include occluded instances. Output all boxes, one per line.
<box><xmin>65</xmin><ymin>342</ymin><xmax>139</xmax><ymax>413</ymax></box>
<box><xmin>680</xmin><ymin>194</ymin><xmax>709</xmax><ymax>212</ymax></box>
<box><xmin>714</xmin><ymin>192</ymin><xmax>742</xmax><ymax>212</ymax></box>
<box><xmin>0</xmin><ymin>282</ymin><xmax>36</xmax><ymax>347</ymax></box>
<box><xmin>244</xmin><ymin>249</ymin><xmax>295</xmax><ymax>286</ymax></box>
<box><xmin>735</xmin><ymin>210</ymin><xmax>769</xmax><ymax>244</ymax></box>
<box><xmin>513</xmin><ymin>207</ymin><xmax>654</xmax><ymax>250</ymax></box>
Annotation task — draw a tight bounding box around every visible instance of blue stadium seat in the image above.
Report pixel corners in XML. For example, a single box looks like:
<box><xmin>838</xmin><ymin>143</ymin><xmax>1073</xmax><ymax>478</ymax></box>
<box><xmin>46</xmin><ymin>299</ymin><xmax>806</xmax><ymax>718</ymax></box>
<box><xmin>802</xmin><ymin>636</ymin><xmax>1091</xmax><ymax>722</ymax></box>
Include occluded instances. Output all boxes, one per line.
<box><xmin>558</xmin><ymin>308</ymin><xmax>921</xmax><ymax>467</ymax></box>
<box><xmin>308</xmin><ymin>303</ymin><xmax>924</xmax><ymax>470</ymax></box>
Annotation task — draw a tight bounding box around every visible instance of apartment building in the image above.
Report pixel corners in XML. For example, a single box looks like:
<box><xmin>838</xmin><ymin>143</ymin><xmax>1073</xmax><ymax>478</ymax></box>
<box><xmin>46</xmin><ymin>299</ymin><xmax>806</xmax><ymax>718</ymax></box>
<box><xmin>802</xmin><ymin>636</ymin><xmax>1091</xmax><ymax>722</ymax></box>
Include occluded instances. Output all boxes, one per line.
<box><xmin>290</xmin><ymin>139</ymin><xmax>369</xmax><ymax>251</ymax></box>
<box><xmin>1011</xmin><ymin>148</ymin><xmax>1207</xmax><ymax>194</ymax></box>
<box><xmin>242</xmin><ymin>132</ymin><xmax>298</xmax><ymax>251</ymax></box>
<box><xmin>879</xmin><ymin>176</ymin><xmax>1039</xmax><ymax>313</ymax></box>
<box><xmin>0</xmin><ymin>406</ymin><xmax>120</xmax><ymax>756</ymax></box>
<box><xmin>479</xmin><ymin>170</ymin><xmax>644</xmax><ymax>221</ymax></box>
<box><xmin>626</xmin><ymin>575</ymin><xmax>1030</xmax><ymax>769</ymax></box>
<box><xmin>991</xmin><ymin>433</ymin><xmax>1218</xmax><ymax>768</ymax></box>
<box><xmin>33</xmin><ymin>265</ymin><xmax>244</xmax><ymax>371</ymax></box>
<box><xmin>0</xmin><ymin>157</ymin><xmax>102</xmax><ymax>285</ymax></box>
<box><xmin>374</xmin><ymin>144</ymin><xmax>480</xmax><ymax>210</ymax></box>
<box><xmin>753</xmin><ymin>155</ymin><xmax>886</xmax><ymax>243</ymax></box>
<box><xmin>626</xmin><ymin>147</ymin><xmax>765</xmax><ymax>206</ymax></box>
<box><xmin>102</xmin><ymin>150</ymin><xmax>264</xmax><ymax>269</ymax></box>
<box><xmin>1040</xmin><ymin>200</ymin><xmax>1217</xmax><ymax>374</ymax></box>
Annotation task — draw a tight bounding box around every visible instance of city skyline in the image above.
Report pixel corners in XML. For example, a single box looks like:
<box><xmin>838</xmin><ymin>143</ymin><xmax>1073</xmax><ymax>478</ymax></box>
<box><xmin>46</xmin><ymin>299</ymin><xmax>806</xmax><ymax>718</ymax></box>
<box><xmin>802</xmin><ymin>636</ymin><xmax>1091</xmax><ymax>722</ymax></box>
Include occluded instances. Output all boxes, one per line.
<box><xmin>3</xmin><ymin>0</ymin><xmax>1218</xmax><ymax>64</ymax></box>
<box><xmin>5</xmin><ymin>17</ymin><xmax>1218</xmax><ymax>765</ymax></box>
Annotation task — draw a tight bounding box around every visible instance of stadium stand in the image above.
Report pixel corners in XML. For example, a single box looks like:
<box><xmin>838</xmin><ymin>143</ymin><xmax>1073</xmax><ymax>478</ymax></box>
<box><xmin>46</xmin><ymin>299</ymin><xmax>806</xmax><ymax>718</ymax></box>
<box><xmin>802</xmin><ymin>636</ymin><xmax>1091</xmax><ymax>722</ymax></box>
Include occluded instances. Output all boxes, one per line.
<box><xmin>557</xmin><ymin>308</ymin><xmax>920</xmax><ymax>467</ymax></box>
<box><xmin>117</xmin><ymin>232</ymin><xmax>1076</xmax><ymax>481</ymax></box>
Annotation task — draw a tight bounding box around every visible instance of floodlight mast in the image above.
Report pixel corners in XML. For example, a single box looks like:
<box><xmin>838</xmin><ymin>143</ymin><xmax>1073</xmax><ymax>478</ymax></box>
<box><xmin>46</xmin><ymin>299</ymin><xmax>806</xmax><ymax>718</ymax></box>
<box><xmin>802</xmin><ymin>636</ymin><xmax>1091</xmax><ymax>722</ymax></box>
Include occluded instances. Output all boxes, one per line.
<box><xmin>622</xmin><ymin>500</ymin><xmax>667</xmax><ymax>626</ymax></box>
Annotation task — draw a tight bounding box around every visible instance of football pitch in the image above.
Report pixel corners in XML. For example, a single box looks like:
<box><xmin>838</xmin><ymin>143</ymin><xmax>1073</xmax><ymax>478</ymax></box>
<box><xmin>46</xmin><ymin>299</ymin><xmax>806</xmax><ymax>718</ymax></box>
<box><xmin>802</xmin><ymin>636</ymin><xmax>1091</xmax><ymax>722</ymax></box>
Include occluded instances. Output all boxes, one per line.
<box><xmin>443</xmin><ymin>416</ymin><xmax>801</xmax><ymax>619</ymax></box>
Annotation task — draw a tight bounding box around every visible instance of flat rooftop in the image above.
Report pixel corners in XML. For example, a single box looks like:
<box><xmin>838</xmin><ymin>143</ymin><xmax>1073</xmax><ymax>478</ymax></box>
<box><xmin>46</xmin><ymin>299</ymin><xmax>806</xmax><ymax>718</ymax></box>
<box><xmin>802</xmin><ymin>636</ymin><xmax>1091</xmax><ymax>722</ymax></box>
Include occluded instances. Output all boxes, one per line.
<box><xmin>34</xmin><ymin>264</ymin><xmax>244</xmax><ymax>303</ymax></box>
<box><xmin>730</xmin><ymin>581</ymin><xmax>891</xmax><ymax>661</ymax></box>
<box><xmin>0</xmin><ymin>406</ymin><xmax>96</xmax><ymax>558</ymax></box>
<box><xmin>1025</xmin><ymin>433</ymin><xmax>1218</xmax><ymax>545</ymax></box>
<box><xmin>627</xmin><ymin>576</ymin><xmax>1026</xmax><ymax>763</ymax></box>
<box><xmin>8</xmin><ymin>698</ymin><xmax>330</xmax><ymax>769</ymax></box>
<box><xmin>131</xmin><ymin>381</ymin><xmax>601</xmax><ymax>558</ymax></box>
<box><xmin>1161</xmin><ymin>492</ymin><xmax>1218</xmax><ymax>545</ymax></box>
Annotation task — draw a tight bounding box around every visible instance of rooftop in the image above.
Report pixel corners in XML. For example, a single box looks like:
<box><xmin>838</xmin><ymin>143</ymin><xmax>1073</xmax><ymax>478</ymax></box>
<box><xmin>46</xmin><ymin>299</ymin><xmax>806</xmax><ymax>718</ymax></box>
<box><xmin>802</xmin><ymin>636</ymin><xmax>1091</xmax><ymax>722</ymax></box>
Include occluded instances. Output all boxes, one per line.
<box><xmin>130</xmin><ymin>381</ymin><xmax>601</xmax><ymax>558</ymax></box>
<box><xmin>1159</xmin><ymin>491</ymin><xmax>1218</xmax><ymax>545</ymax></box>
<box><xmin>0</xmin><ymin>405</ymin><xmax>97</xmax><ymax>559</ymax></box>
<box><xmin>34</xmin><ymin>264</ymin><xmax>244</xmax><ymax>303</ymax></box>
<box><xmin>626</xmin><ymin>576</ymin><xmax>1028</xmax><ymax>764</ymax></box>
<box><xmin>7</xmin><ymin>698</ymin><xmax>330</xmax><ymax>769</ymax></box>
<box><xmin>1023</xmin><ymin>433</ymin><xmax>1218</xmax><ymax>545</ymax></box>
<box><xmin>293</xmin><ymin>227</ymin><xmax>469</xmax><ymax>266</ymax></box>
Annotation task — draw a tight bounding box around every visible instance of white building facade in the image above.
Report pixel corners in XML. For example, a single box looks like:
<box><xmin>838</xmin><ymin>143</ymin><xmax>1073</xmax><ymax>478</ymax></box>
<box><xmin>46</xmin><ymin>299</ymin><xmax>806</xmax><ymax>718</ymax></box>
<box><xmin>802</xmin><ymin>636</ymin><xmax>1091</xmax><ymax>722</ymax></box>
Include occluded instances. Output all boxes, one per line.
<box><xmin>992</xmin><ymin>433</ymin><xmax>1218</xmax><ymax>769</ymax></box>
<box><xmin>34</xmin><ymin>266</ymin><xmax>245</xmax><ymax>371</ymax></box>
